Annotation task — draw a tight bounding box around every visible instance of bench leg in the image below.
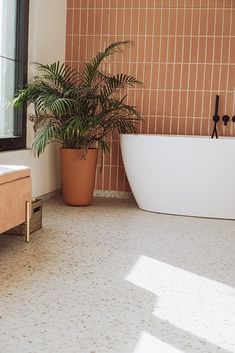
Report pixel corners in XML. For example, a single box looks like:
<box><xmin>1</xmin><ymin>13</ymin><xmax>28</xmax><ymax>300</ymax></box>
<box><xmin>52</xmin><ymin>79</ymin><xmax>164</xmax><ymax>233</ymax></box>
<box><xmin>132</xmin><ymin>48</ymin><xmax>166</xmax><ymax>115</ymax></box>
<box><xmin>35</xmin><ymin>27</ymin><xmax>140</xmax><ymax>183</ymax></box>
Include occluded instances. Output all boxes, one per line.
<box><xmin>25</xmin><ymin>201</ymin><xmax>30</xmax><ymax>243</ymax></box>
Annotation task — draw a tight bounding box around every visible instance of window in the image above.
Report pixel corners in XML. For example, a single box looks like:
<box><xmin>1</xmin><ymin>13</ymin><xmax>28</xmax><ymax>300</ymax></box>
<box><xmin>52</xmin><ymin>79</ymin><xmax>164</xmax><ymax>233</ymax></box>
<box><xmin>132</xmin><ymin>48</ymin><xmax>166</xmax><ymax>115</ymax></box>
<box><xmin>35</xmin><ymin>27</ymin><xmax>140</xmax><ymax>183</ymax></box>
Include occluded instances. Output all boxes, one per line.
<box><xmin>0</xmin><ymin>0</ymin><xmax>29</xmax><ymax>151</ymax></box>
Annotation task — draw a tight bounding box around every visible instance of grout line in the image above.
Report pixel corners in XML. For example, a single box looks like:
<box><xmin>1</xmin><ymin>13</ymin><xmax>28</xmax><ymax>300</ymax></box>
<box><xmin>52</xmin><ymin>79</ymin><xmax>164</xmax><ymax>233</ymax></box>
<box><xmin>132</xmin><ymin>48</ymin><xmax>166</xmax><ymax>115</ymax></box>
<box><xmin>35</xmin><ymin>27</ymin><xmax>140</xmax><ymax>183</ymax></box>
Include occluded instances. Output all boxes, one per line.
<box><xmin>184</xmin><ymin>3</ymin><xmax>194</xmax><ymax>135</ymax></box>
<box><xmin>99</xmin><ymin>0</ymin><xmax>104</xmax><ymax>49</ymax></box>
<box><xmin>68</xmin><ymin>7</ymin><xmax>235</xmax><ymax>10</ymax></box>
<box><xmin>110</xmin><ymin>114</ymin><xmax>227</xmax><ymax>119</ymax></box>
<box><xmin>121</xmin><ymin>0</ymin><xmax>126</xmax><ymax>191</ymax></box>
<box><xmin>114</xmin><ymin>0</ymin><xmax>120</xmax><ymax>191</ymax></box>
<box><xmin>126</xmin><ymin>0</ymin><xmax>134</xmax><ymax>130</ymax></box>
<box><xmin>71</xmin><ymin>0</ymin><xmax>75</xmax><ymax>65</ymax></box>
<box><xmin>224</xmin><ymin>0</ymin><xmax>233</xmax><ymax>136</ymax></box>
<box><xmin>217</xmin><ymin>0</ymin><xmax>225</xmax><ymax>135</ymax></box>
<box><xmin>67</xmin><ymin>34</ymin><xmax>235</xmax><ymax>38</ymax></box>
<box><xmin>208</xmin><ymin>0</ymin><xmax>218</xmax><ymax>137</ymax></box>
<box><xmin>78</xmin><ymin>0</ymin><xmax>82</xmax><ymax>70</ymax></box>
<box><xmin>68</xmin><ymin>58</ymin><xmax>235</xmax><ymax>65</ymax></box>
<box><xmin>92</xmin><ymin>0</ymin><xmax>96</xmax><ymax>57</ymax></box>
<box><xmin>106</xmin><ymin>0</ymin><xmax>111</xmax><ymax>192</ymax></box>
<box><xmin>176</xmin><ymin>0</ymin><xmax>186</xmax><ymax>134</ymax></box>
<box><xmin>121</xmin><ymin>2</ymin><xmax>126</xmax><ymax>191</ymax></box>
<box><xmin>217</xmin><ymin>0</ymin><xmax>225</xmax><ymax>94</ymax></box>
<box><xmin>133</xmin><ymin>0</ymin><xmax>141</xmax><ymax>135</ymax></box>
<box><xmin>93</xmin><ymin>0</ymin><xmax>101</xmax><ymax>189</ymax></box>
<box><xmin>162</xmin><ymin>4</ymin><xmax>171</xmax><ymax>134</ymax></box>
<box><xmin>192</xmin><ymin>0</ymin><xmax>202</xmax><ymax>134</ymax></box>
<box><xmin>85</xmin><ymin>0</ymin><xmax>89</xmax><ymax>62</ymax></box>
<box><xmin>169</xmin><ymin>0</ymin><xmax>178</xmax><ymax>134</ymax></box>
<box><xmin>200</xmin><ymin>1</ymin><xmax>210</xmax><ymax>134</ymax></box>
<box><xmin>141</xmin><ymin>2</ymin><xmax>149</xmax><ymax>133</ymax></box>
<box><xmin>147</xmin><ymin>0</ymin><xmax>157</xmax><ymax>133</ymax></box>
<box><xmin>110</xmin><ymin>115</ymin><xmax>221</xmax><ymax>120</ymax></box>
<box><xmin>154</xmin><ymin>0</ymin><xmax>163</xmax><ymax>134</ymax></box>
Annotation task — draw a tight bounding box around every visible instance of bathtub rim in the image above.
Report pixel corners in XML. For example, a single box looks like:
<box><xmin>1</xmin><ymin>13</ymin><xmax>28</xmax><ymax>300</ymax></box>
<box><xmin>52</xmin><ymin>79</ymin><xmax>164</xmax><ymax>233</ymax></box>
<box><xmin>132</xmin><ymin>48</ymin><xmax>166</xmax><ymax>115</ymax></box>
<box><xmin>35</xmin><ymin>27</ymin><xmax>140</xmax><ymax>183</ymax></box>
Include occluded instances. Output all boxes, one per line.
<box><xmin>120</xmin><ymin>133</ymin><xmax>235</xmax><ymax>140</ymax></box>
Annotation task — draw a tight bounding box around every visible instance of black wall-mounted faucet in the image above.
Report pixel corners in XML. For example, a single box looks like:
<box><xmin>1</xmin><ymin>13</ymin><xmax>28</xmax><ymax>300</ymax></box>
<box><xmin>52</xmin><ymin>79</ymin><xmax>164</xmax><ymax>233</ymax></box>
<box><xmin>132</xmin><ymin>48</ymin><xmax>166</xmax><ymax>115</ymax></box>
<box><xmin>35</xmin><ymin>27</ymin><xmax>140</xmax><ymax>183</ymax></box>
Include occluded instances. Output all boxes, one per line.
<box><xmin>211</xmin><ymin>95</ymin><xmax>220</xmax><ymax>138</ymax></box>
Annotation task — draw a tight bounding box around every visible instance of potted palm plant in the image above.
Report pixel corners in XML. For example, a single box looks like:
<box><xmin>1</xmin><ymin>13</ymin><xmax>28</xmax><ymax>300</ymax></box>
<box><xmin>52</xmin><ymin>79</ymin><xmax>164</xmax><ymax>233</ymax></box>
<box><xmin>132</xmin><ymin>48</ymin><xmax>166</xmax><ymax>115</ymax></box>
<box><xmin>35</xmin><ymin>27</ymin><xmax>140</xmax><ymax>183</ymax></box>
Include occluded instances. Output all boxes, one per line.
<box><xmin>12</xmin><ymin>41</ymin><xmax>143</xmax><ymax>206</ymax></box>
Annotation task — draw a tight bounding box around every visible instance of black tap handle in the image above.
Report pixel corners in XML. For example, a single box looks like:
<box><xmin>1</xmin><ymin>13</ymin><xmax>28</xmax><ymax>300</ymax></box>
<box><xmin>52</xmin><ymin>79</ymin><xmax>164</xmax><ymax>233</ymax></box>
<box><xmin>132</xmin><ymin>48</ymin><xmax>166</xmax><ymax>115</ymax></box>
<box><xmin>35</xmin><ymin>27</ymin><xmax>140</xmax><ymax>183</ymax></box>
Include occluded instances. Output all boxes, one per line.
<box><xmin>222</xmin><ymin>115</ymin><xmax>230</xmax><ymax>126</ymax></box>
<box><xmin>215</xmin><ymin>94</ymin><xmax>219</xmax><ymax>115</ymax></box>
<box><xmin>232</xmin><ymin>116</ymin><xmax>235</xmax><ymax>122</ymax></box>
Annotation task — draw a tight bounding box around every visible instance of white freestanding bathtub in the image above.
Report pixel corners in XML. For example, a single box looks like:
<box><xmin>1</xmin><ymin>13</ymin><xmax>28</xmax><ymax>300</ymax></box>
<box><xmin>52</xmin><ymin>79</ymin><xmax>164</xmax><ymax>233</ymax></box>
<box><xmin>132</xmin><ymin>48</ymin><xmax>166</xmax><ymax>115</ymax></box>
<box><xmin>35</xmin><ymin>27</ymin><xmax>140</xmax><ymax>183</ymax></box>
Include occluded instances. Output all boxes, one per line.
<box><xmin>120</xmin><ymin>134</ymin><xmax>235</xmax><ymax>219</ymax></box>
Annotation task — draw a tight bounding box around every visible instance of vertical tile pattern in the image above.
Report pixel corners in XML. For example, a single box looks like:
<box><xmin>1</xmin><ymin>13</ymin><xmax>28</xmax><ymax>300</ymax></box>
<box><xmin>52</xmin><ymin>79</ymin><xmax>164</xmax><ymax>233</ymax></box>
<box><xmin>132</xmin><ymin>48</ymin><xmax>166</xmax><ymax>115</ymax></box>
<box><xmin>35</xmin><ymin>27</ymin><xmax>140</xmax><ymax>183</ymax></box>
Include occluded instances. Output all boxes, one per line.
<box><xmin>66</xmin><ymin>0</ymin><xmax>235</xmax><ymax>192</ymax></box>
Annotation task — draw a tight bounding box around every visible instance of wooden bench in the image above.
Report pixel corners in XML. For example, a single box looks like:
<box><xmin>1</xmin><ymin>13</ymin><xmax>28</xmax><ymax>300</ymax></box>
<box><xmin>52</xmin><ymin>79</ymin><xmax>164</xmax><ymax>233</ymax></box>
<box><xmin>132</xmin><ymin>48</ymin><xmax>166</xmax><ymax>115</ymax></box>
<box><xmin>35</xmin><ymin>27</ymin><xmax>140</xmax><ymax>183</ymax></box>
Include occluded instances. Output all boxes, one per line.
<box><xmin>0</xmin><ymin>165</ymin><xmax>32</xmax><ymax>242</ymax></box>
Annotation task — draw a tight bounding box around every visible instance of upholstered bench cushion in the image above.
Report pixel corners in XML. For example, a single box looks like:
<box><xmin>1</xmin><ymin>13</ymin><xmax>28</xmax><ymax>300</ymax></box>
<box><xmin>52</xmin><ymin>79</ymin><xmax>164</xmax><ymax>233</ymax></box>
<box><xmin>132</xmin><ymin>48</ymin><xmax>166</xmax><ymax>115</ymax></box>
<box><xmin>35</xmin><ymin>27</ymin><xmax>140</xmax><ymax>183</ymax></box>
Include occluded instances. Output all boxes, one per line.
<box><xmin>0</xmin><ymin>165</ymin><xmax>32</xmax><ymax>235</ymax></box>
<box><xmin>0</xmin><ymin>165</ymin><xmax>31</xmax><ymax>185</ymax></box>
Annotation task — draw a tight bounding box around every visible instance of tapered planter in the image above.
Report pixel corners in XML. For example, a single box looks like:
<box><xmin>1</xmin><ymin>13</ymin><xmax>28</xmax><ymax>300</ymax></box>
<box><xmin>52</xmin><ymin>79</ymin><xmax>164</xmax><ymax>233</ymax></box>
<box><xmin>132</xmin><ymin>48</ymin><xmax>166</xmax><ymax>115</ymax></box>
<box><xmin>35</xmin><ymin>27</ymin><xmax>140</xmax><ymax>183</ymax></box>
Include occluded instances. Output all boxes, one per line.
<box><xmin>60</xmin><ymin>148</ymin><xmax>98</xmax><ymax>206</ymax></box>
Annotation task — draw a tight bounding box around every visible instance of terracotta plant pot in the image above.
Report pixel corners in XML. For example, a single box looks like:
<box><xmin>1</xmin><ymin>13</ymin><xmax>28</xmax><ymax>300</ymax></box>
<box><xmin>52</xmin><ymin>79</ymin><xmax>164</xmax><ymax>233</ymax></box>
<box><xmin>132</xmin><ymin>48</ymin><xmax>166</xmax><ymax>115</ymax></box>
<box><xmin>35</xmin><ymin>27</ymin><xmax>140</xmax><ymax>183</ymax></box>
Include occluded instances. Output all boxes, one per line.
<box><xmin>60</xmin><ymin>148</ymin><xmax>98</xmax><ymax>206</ymax></box>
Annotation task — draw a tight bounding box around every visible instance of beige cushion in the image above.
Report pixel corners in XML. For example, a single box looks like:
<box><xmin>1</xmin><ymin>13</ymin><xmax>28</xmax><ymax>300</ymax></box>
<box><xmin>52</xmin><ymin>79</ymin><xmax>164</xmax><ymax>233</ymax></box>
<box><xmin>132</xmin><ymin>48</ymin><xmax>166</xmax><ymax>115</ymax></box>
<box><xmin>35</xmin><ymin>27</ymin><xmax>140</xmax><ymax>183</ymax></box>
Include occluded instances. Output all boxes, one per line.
<box><xmin>0</xmin><ymin>165</ymin><xmax>31</xmax><ymax>185</ymax></box>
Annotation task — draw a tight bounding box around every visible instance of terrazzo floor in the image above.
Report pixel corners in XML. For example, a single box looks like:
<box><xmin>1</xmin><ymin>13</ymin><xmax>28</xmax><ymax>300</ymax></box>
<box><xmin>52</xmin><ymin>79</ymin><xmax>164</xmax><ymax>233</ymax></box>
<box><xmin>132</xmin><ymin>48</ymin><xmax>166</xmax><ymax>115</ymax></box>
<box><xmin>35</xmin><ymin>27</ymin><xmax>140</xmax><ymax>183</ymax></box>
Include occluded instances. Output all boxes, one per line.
<box><xmin>0</xmin><ymin>196</ymin><xmax>235</xmax><ymax>353</ymax></box>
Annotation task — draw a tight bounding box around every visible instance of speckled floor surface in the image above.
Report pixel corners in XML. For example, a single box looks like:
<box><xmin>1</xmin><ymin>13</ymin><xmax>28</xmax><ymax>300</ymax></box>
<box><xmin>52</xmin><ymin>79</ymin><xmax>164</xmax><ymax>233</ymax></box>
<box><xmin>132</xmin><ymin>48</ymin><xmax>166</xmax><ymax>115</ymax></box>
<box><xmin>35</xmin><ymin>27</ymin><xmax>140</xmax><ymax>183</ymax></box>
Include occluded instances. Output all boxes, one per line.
<box><xmin>0</xmin><ymin>196</ymin><xmax>235</xmax><ymax>353</ymax></box>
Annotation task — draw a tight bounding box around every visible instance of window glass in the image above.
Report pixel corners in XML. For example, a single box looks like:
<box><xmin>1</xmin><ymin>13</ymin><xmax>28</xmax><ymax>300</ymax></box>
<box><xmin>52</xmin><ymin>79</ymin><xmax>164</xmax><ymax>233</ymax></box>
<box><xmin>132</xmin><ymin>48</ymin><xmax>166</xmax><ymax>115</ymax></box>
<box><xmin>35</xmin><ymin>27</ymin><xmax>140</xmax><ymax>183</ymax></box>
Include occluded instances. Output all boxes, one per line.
<box><xmin>0</xmin><ymin>0</ymin><xmax>17</xmax><ymax>138</ymax></box>
<box><xmin>0</xmin><ymin>0</ymin><xmax>29</xmax><ymax>150</ymax></box>
<box><xmin>0</xmin><ymin>55</ymin><xmax>16</xmax><ymax>137</ymax></box>
<box><xmin>0</xmin><ymin>0</ymin><xmax>17</xmax><ymax>60</ymax></box>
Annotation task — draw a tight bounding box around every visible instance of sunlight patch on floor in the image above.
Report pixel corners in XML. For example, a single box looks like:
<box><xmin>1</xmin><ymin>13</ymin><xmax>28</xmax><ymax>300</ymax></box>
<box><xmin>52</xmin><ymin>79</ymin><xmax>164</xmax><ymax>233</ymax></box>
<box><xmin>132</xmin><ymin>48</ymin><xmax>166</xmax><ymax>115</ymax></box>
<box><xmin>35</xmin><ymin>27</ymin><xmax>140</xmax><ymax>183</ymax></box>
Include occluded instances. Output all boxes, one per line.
<box><xmin>133</xmin><ymin>332</ymin><xmax>184</xmax><ymax>353</ymax></box>
<box><xmin>126</xmin><ymin>255</ymin><xmax>235</xmax><ymax>352</ymax></box>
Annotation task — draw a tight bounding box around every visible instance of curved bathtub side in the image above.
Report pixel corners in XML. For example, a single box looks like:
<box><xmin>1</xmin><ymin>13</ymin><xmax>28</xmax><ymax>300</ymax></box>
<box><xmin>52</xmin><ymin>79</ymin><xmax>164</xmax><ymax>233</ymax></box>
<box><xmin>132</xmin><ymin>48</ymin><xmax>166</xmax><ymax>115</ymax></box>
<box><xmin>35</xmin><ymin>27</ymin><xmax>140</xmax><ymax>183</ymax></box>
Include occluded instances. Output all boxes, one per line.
<box><xmin>120</xmin><ymin>134</ymin><xmax>235</xmax><ymax>219</ymax></box>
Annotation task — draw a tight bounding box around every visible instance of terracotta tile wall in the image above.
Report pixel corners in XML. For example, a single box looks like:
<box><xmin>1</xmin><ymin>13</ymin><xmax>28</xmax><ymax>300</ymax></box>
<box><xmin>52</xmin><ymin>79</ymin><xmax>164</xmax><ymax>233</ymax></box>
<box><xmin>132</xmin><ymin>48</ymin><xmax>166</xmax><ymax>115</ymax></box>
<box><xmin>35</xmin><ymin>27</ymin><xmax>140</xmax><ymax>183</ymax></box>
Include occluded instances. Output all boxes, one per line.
<box><xmin>66</xmin><ymin>0</ymin><xmax>235</xmax><ymax>192</ymax></box>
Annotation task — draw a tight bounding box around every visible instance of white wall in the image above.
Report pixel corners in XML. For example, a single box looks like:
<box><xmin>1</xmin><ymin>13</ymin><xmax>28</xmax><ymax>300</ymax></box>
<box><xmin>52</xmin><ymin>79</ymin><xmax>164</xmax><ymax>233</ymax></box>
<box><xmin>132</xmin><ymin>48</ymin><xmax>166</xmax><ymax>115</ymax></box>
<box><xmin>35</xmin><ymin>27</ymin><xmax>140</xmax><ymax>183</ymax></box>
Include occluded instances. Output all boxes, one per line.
<box><xmin>0</xmin><ymin>0</ymin><xmax>67</xmax><ymax>197</ymax></box>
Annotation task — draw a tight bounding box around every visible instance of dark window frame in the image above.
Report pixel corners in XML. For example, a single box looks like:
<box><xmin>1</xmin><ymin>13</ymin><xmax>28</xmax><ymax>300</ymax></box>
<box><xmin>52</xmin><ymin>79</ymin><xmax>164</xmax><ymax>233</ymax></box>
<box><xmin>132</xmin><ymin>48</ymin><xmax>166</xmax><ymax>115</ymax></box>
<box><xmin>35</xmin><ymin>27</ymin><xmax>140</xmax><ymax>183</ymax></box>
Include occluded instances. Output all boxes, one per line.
<box><xmin>0</xmin><ymin>0</ymin><xmax>29</xmax><ymax>152</ymax></box>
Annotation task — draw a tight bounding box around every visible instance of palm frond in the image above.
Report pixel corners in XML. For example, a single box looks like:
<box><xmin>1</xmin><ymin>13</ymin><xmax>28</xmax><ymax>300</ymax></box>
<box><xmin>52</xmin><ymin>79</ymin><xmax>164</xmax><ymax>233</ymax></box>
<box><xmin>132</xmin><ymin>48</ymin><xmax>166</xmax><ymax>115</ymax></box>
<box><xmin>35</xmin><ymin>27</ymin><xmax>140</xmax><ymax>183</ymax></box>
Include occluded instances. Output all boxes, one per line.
<box><xmin>32</xmin><ymin>124</ymin><xmax>60</xmax><ymax>157</ymax></box>
<box><xmin>35</xmin><ymin>95</ymin><xmax>77</xmax><ymax>117</ymax></box>
<box><xmin>97</xmin><ymin>72</ymin><xmax>142</xmax><ymax>98</ymax></box>
<box><xmin>115</xmin><ymin>73</ymin><xmax>143</xmax><ymax>87</ymax></box>
<box><xmin>81</xmin><ymin>41</ymin><xmax>133</xmax><ymax>87</ymax></box>
<box><xmin>32</xmin><ymin>62</ymin><xmax>79</xmax><ymax>82</ymax></box>
<box><xmin>98</xmin><ymin>138</ymin><xmax>111</xmax><ymax>172</ymax></box>
<box><xmin>32</xmin><ymin>62</ymin><xmax>79</xmax><ymax>88</ymax></box>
